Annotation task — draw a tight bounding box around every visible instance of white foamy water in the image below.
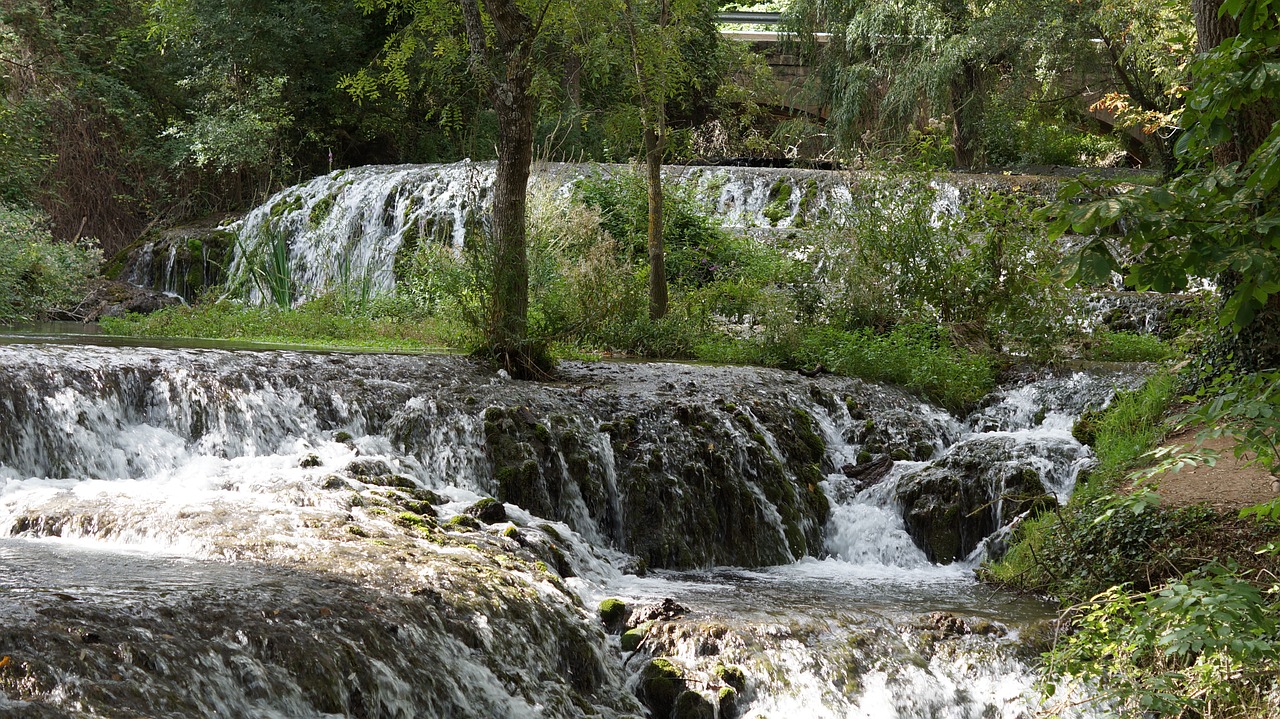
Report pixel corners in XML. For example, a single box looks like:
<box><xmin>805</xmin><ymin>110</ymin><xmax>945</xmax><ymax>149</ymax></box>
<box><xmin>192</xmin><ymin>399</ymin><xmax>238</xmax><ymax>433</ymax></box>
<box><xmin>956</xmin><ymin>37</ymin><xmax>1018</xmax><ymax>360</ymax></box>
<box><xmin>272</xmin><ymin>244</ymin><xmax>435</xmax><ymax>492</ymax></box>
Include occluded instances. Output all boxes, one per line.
<box><xmin>0</xmin><ymin>340</ymin><xmax>1136</xmax><ymax>718</ymax></box>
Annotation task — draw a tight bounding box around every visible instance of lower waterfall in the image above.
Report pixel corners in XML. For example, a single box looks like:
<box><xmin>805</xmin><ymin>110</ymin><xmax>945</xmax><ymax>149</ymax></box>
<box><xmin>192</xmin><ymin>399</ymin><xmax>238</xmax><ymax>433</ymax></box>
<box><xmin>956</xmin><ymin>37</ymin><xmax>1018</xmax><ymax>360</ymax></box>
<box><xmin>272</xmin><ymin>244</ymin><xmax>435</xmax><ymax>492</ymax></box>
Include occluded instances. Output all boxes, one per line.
<box><xmin>0</xmin><ymin>338</ymin><xmax>1140</xmax><ymax>718</ymax></box>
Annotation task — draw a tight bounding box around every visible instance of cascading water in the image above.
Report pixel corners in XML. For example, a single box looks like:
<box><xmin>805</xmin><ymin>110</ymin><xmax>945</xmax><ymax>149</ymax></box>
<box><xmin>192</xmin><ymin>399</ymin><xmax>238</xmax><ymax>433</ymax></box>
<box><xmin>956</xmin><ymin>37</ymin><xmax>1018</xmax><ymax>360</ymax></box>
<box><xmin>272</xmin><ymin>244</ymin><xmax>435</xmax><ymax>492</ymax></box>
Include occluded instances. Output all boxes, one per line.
<box><xmin>226</xmin><ymin>162</ymin><xmax>961</xmax><ymax>306</ymax></box>
<box><xmin>0</xmin><ymin>334</ymin><xmax>1144</xmax><ymax>717</ymax></box>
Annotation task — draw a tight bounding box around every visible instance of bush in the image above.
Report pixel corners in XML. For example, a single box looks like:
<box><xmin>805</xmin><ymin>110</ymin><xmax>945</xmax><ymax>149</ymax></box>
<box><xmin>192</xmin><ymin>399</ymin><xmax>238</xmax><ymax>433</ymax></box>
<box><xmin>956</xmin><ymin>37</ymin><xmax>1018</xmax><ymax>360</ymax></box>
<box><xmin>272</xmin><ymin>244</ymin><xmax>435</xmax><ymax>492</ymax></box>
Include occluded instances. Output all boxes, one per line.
<box><xmin>574</xmin><ymin>168</ymin><xmax>795</xmax><ymax>289</ymax></box>
<box><xmin>0</xmin><ymin>203</ymin><xmax>100</xmax><ymax>324</ymax></box>
<box><xmin>807</xmin><ymin>177</ymin><xmax>1071</xmax><ymax>356</ymax></box>
<box><xmin>694</xmin><ymin>324</ymin><xmax>995</xmax><ymax>413</ymax></box>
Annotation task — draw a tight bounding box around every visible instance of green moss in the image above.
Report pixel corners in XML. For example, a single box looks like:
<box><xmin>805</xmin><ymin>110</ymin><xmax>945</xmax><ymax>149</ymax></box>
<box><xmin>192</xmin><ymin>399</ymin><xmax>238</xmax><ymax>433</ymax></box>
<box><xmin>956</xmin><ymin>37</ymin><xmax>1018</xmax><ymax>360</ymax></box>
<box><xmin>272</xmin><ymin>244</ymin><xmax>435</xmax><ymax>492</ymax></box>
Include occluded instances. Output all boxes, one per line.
<box><xmin>621</xmin><ymin>621</ymin><xmax>652</xmax><ymax>652</ymax></box>
<box><xmin>445</xmin><ymin>514</ymin><xmax>481</xmax><ymax>531</ymax></box>
<box><xmin>270</xmin><ymin>194</ymin><xmax>304</xmax><ymax>221</ymax></box>
<box><xmin>763</xmin><ymin>180</ymin><xmax>794</xmax><ymax>226</ymax></box>
<box><xmin>598</xmin><ymin>598</ymin><xmax>627</xmax><ymax>629</ymax></box>
<box><xmin>502</xmin><ymin>524</ymin><xmax>520</xmax><ymax>538</ymax></box>
<box><xmin>639</xmin><ymin>658</ymin><xmax>686</xmax><ymax>718</ymax></box>
<box><xmin>674</xmin><ymin>690</ymin><xmax>714</xmax><ymax>719</ymax></box>
<box><xmin>308</xmin><ymin>195</ymin><xmax>336</xmax><ymax>228</ymax></box>
<box><xmin>713</xmin><ymin>663</ymin><xmax>747</xmax><ymax>691</ymax></box>
<box><xmin>394</xmin><ymin>511</ymin><xmax>431</xmax><ymax>529</ymax></box>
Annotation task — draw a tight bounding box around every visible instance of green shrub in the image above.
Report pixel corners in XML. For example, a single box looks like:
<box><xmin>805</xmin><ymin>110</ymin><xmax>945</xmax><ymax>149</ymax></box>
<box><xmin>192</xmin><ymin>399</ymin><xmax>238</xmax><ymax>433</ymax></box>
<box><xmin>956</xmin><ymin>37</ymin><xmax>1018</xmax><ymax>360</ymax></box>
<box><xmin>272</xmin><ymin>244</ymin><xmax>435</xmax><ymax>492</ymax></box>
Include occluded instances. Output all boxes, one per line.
<box><xmin>1045</xmin><ymin>565</ymin><xmax>1280</xmax><ymax>719</ymax></box>
<box><xmin>574</xmin><ymin>168</ymin><xmax>793</xmax><ymax>289</ymax></box>
<box><xmin>694</xmin><ymin>324</ymin><xmax>994</xmax><ymax>413</ymax></box>
<box><xmin>0</xmin><ymin>203</ymin><xmax>100</xmax><ymax>324</ymax></box>
<box><xmin>808</xmin><ymin>178</ymin><xmax>1071</xmax><ymax>355</ymax></box>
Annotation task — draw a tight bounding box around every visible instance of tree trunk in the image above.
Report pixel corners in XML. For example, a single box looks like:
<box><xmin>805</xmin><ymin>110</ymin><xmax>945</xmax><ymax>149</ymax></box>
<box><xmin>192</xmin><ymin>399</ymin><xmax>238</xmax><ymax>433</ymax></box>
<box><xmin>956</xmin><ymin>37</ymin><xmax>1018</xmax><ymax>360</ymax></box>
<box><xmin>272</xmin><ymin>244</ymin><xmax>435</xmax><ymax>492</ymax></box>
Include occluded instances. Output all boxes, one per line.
<box><xmin>460</xmin><ymin>0</ymin><xmax>541</xmax><ymax>377</ymax></box>
<box><xmin>489</xmin><ymin>75</ymin><xmax>535</xmax><ymax>373</ymax></box>
<box><xmin>644</xmin><ymin>125</ymin><xmax>668</xmax><ymax>320</ymax></box>
<box><xmin>949</xmin><ymin>62</ymin><xmax>982</xmax><ymax>169</ymax></box>
<box><xmin>1192</xmin><ymin>0</ymin><xmax>1276</xmax><ymax>165</ymax></box>
<box><xmin>1192</xmin><ymin>0</ymin><xmax>1280</xmax><ymax>374</ymax></box>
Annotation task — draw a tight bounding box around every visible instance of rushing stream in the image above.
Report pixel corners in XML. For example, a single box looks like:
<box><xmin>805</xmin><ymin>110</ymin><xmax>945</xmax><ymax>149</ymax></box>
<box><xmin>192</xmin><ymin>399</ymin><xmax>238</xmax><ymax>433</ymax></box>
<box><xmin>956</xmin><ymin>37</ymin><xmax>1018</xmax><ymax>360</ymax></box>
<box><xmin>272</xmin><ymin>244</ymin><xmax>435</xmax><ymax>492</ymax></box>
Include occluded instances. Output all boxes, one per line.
<box><xmin>0</xmin><ymin>331</ymin><xmax>1144</xmax><ymax>718</ymax></box>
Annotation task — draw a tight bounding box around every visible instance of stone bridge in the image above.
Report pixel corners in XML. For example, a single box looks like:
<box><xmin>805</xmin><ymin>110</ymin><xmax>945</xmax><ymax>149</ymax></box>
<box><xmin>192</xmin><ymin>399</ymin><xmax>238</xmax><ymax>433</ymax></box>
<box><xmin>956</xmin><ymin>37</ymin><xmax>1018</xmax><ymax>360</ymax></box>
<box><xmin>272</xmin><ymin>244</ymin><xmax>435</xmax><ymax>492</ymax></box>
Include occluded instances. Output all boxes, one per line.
<box><xmin>718</xmin><ymin>11</ymin><xmax>829</xmax><ymax>119</ymax></box>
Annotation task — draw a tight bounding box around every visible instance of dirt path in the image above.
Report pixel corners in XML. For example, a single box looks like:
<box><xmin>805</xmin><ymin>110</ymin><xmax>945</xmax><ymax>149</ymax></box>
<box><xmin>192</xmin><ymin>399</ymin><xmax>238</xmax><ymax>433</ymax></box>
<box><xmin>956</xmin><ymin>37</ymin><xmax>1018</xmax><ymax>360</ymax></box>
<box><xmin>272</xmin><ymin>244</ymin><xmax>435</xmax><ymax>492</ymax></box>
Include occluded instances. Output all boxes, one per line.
<box><xmin>1144</xmin><ymin>428</ymin><xmax>1279</xmax><ymax>510</ymax></box>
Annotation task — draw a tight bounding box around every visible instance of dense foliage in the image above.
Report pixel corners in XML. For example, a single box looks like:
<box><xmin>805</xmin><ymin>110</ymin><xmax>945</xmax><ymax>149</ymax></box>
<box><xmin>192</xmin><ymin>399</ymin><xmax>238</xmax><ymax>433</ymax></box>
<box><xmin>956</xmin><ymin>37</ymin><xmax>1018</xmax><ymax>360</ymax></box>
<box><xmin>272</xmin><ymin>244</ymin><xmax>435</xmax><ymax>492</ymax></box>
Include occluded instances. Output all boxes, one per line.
<box><xmin>0</xmin><ymin>203</ymin><xmax>100</xmax><ymax>323</ymax></box>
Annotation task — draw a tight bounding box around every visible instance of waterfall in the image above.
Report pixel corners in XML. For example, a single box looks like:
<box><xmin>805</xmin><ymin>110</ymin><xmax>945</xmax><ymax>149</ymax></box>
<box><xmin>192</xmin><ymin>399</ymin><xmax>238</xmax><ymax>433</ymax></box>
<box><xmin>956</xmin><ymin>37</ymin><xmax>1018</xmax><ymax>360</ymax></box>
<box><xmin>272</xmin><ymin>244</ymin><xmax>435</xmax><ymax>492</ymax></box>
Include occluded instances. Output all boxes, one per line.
<box><xmin>0</xmin><ymin>339</ymin><xmax>1138</xmax><ymax>717</ymax></box>
<box><xmin>225</xmin><ymin>162</ymin><xmax>960</xmax><ymax>305</ymax></box>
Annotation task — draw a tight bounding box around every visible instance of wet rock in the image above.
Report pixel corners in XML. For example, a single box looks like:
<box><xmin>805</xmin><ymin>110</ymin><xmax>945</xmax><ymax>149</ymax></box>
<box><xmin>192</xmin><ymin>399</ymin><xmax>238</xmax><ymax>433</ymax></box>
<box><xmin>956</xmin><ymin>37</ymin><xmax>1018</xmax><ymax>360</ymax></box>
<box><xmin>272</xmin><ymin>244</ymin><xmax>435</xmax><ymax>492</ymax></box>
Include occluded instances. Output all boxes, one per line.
<box><xmin>638</xmin><ymin>658</ymin><xmax>685</xmax><ymax>718</ymax></box>
<box><xmin>913</xmin><ymin>612</ymin><xmax>1008</xmax><ymax>642</ymax></box>
<box><xmin>320</xmin><ymin>475</ymin><xmax>350</xmax><ymax>491</ymax></box>
<box><xmin>713</xmin><ymin>663</ymin><xmax>747</xmax><ymax>692</ymax></box>
<box><xmin>627</xmin><ymin>598</ymin><xmax>687</xmax><ymax>628</ymax></box>
<box><xmin>620</xmin><ymin>623</ymin><xmax>650</xmax><ymax>652</ymax></box>
<box><xmin>443</xmin><ymin>515</ymin><xmax>480</xmax><ymax>532</ymax></box>
<box><xmin>717</xmin><ymin>686</ymin><xmax>740</xmax><ymax>719</ymax></box>
<box><xmin>102</xmin><ymin>223</ymin><xmax>235</xmax><ymax>301</ymax></box>
<box><xmin>839</xmin><ymin>455</ymin><xmax>895</xmax><ymax>490</ymax></box>
<box><xmin>344</xmin><ymin>458</ymin><xmax>395</xmax><ymax>478</ymax></box>
<box><xmin>598</xmin><ymin>598</ymin><xmax>628</xmax><ymax>633</ymax></box>
<box><xmin>464</xmin><ymin>498</ymin><xmax>507</xmax><ymax>524</ymax></box>
<box><xmin>674</xmin><ymin>690</ymin><xmax>715</xmax><ymax>719</ymax></box>
<box><xmin>896</xmin><ymin>436</ymin><xmax>1059</xmax><ymax>563</ymax></box>
<box><xmin>299</xmin><ymin>454</ymin><xmax>322</xmax><ymax>468</ymax></box>
<box><xmin>59</xmin><ymin>280</ymin><xmax>182</xmax><ymax>321</ymax></box>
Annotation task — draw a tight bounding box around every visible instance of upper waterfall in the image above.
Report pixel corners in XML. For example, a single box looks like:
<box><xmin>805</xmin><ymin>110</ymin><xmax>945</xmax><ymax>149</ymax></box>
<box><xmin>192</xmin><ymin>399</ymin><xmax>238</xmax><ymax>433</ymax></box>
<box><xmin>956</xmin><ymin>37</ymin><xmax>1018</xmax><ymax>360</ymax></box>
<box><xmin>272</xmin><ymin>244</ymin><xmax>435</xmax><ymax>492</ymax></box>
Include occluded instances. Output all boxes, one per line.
<box><xmin>226</xmin><ymin>161</ymin><xmax>960</xmax><ymax>305</ymax></box>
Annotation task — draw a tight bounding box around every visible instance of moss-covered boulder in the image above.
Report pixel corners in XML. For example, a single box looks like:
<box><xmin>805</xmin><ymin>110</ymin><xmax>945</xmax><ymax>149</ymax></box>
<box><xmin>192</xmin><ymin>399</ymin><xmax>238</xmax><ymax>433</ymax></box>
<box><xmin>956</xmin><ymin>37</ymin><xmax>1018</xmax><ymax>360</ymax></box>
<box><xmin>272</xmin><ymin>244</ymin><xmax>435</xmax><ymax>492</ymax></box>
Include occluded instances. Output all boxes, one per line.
<box><xmin>638</xmin><ymin>658</ymin><xmax>685</xmax><ymax>718</ymax></box>
<box><xmin>673</xmin><ymin>690</ymin><xmax>715</xmax><ymax>719</ymax></box>
<box><xmin>598</xmin><ymin>598</ymin><xmax>628</xmax><ymax>633</ymax></box>
<box><xmin>620</xmin><ymin>622</ymin><xmax>651</xmax><ymax>652</ymax></box>
<box><xmin>465</xmin><ymin>497</ymin><xmax>508</xmax><ymax>524</ymax></box>
<box><xmin>104</xmin><ymin>223</ymin><xmax>235</xmax><ymax>301</ymax></box>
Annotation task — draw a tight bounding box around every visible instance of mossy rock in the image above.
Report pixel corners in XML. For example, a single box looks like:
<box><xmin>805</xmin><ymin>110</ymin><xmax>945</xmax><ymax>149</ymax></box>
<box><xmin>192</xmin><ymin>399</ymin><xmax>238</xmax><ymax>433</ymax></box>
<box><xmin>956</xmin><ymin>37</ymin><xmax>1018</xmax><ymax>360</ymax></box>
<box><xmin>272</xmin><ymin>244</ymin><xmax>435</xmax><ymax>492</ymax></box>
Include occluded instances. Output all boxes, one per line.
<box><xmin>1072</xmin><ymin>410</ymin><xmax>1102</xmax><ymax>445</ymax></box>
<box><xmin>444</xmin><ymin>515</ymin><xmax>481</xmax><ymax>532</ymax></box>
<box><xmin>408</xmin><ymin>487</ymin><xmax>445</xmax><ymax>505</ymax></box>
<box><xmin>465</xmin><ymin>497</ymin><xmax>508</xmax><ymax>524</ymax></box>
<box><xmin>393</xmin><ymin>511</ymin><xmax>433</xmax><ymax>530</ymax></box>
<box><xmin>308</xmin><ymin>196</ymin><xmax>336</xmax><ymax>228</ymax></box>
<box><xmin>712</xmin><ymin>663</ymin><xmax>746</xmax><ymax>692</ymax></box>
<box><xmin>673</xmin><ymin>690</ymin><xmax>714</xmax><ymax>719</ymax></box>
<box><xmin>598</xmin><ymin>598</ymin><xmax>628</xmax><ymax>633</ymax></box>
<box><xmin>716</xmin><ymin>686</ymin><xmax>740</xmax><ymax>719</ymax></box>
<box><xmin>620</xmin><ymin>622</ymin><xmax>651</xmax><ymax>652</ymax></box>
<box><xmin>344</xmin><ymin>458</ymin><xmax>393</xmax><ymax>477</ymax></box>
<box><xmin>638</xmin><ymin>658</ymin><xmax>685</xmax><ymax>718</ymax></box>
<box><xmin>299</xmin><ymin>454</ymin><xmax>322</xmax><ymax>468</ymax></box>
<box><xmin>320</xmin><ymin>475</ymin><xmax>349</xmax><ymax>491</ymax></box>
<box><xmin>762</xmin><ymin>180</ymin><xmax>794</xmax><ymax>226</ymax></box>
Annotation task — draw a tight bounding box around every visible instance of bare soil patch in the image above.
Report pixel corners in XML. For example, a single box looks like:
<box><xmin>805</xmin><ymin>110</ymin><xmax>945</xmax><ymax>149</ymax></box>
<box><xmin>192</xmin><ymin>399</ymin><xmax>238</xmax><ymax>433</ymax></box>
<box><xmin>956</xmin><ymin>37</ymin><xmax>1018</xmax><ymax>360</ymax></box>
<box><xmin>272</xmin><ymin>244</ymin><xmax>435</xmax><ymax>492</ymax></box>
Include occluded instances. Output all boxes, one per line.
<box><xmin>1147</xmin><ymin>428</ymin><xmax>1279</xmax><ymax>510</ymax></box>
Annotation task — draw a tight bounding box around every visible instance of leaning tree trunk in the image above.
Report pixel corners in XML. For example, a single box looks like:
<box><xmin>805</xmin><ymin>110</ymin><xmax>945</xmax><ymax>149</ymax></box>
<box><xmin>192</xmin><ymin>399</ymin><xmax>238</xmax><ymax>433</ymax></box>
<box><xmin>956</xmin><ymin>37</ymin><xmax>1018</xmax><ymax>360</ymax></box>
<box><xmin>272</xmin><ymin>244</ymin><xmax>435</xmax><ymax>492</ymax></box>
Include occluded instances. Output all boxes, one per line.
<box><xmin>644</xmin><ymin>125</ymin><xmax>668</xmax><ymax>320</ymax></box>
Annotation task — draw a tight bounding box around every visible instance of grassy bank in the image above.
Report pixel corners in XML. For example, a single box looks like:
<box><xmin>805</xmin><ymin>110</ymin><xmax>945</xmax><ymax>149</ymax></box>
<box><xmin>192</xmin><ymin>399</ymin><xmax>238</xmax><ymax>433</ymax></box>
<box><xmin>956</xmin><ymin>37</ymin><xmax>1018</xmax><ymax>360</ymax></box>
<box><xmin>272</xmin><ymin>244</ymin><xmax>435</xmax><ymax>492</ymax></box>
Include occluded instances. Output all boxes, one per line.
<box><xmin>99</xmin><ymin>297</ymin><xmax>474</xmax><ymax>352</ymax></box>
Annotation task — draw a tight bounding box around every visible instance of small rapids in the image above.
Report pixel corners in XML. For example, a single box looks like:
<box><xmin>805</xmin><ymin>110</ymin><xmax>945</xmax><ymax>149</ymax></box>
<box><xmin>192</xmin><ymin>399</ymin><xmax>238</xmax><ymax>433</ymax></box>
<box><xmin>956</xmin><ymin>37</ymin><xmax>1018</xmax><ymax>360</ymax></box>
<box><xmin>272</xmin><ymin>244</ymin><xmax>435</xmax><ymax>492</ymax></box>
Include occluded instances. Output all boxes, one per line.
<box><xmin>0</xmin><ymin>338</ymin><xmax>1145</xmax><ymax>718</ymax></box>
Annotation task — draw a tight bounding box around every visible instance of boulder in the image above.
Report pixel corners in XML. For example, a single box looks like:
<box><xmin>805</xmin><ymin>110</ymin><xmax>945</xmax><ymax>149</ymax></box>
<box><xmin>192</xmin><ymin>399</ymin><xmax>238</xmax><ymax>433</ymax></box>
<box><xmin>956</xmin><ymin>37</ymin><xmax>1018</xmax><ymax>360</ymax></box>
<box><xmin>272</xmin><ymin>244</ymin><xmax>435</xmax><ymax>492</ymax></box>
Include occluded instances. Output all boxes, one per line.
<box><xmin>896</xmin><ymin>437</ymin><xmax>1057</xmax><ymax>562</ymax></box>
